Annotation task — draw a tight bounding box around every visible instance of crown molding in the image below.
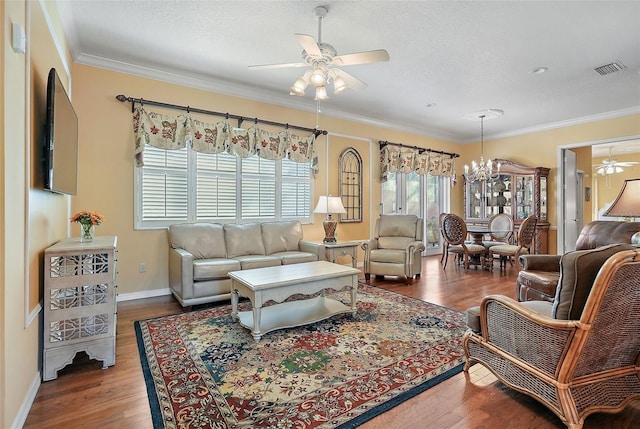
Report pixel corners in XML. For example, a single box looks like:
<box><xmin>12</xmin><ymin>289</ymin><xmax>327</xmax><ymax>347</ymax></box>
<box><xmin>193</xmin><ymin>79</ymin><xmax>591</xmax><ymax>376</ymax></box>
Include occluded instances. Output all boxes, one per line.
<box><xmin>76</xmin><ymin>53</ymin><xmax>639</xmax><ymax>145</ymax></box>
<box><xmin>74</xmin><ymin>53</ymin><xmax>459</xmax><ymax>142</ymax></box>
<box><xmin>484</xmin><ymin>106</ymin><xmax>640</xmax><ymax>142</ymax></box>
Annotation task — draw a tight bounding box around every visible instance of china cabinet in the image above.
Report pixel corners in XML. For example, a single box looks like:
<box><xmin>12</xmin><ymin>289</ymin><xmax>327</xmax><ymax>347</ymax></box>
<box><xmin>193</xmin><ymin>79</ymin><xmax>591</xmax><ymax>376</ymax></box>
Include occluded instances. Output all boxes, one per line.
<box><xmin>43</xmin><ymin>236</ymin><xmax>118</xmax><ymax>380</ymax></box>
<box><xmin>464</xmin><ymin>159</ymin><xmax>550</xmax><ymax>254</ymax></box>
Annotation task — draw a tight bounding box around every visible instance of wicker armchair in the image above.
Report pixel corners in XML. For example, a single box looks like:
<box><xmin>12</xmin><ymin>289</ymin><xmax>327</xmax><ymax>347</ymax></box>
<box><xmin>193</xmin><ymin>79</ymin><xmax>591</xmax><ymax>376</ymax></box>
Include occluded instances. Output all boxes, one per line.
<box><xmin>464</xmin><ymin>245</ymin><xmax>640</xmax><ymax>429</ymax></box>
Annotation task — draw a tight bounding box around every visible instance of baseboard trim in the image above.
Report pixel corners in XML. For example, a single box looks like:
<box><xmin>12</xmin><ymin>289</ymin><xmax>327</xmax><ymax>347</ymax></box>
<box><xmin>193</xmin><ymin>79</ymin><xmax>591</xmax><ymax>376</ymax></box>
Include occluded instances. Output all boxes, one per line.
<box><xmin>117</xmin><ymin>288</ymin><xmax>172</xmax><ymax>302</ymax></box>
<box><xmin>12</xmin><ymin>372</ymin><xmax>40</xmax><ymax>429</ymax></box>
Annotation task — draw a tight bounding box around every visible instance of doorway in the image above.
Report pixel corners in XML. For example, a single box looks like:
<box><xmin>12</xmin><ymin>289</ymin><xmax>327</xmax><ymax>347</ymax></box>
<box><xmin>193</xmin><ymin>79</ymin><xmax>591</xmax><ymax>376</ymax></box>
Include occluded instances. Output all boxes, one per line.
<box><xmin>558</xmin><ymin>136</ymin><xmax>640</xmax><ymax>253</ymax></box>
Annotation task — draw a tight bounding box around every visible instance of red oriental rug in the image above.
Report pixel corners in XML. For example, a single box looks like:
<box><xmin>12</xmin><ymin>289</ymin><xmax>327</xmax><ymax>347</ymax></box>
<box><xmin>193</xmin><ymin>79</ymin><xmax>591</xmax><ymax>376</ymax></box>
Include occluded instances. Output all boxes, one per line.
<box><xmin>135</xmin><ymin>284</ymin><xmax>467</xmax><ymax>428</ymax></box>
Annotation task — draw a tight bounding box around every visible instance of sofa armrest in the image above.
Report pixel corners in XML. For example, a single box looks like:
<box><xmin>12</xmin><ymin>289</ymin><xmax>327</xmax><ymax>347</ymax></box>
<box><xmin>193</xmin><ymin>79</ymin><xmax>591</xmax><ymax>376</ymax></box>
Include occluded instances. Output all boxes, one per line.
<box><xmin>299</xmin><ymin>240</ymin><xmax>325</xmax><ymax>261</ymax></box>
<box><xmin>407</xmin><ymin>240</ymin><xmax>426</xmax><ymax>254</ymax></box>
<box><xmin>519</xmin><ymin>254</ymin><xmax>561</xmax><ymax>271</ymax></box>
<box><xmin>361</xmin><ymin>239</ymin><xmax>379</xmax><ymax>253</ymax></box>
<box><xmin>169</xmin><ymin>247</ymin><xmax>194</xmax><ymax>301</ymax></box>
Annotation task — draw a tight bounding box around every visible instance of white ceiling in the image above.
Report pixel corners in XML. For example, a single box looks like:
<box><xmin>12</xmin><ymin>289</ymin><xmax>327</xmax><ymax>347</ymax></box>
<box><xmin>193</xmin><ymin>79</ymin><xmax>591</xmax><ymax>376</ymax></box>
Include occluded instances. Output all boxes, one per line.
<box><xmin>56</xmin><ymin>0</ymin><xmax>640</xmax><ymax>143</ymax></box>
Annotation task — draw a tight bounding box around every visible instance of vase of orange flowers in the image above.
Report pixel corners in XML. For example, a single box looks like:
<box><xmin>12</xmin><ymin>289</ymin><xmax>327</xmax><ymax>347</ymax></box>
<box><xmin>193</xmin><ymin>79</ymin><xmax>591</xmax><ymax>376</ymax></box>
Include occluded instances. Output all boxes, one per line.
<box><xmin>70</xmin><ymin>211</ymin><xmax>105</xmax><ymax>242</ymax></box>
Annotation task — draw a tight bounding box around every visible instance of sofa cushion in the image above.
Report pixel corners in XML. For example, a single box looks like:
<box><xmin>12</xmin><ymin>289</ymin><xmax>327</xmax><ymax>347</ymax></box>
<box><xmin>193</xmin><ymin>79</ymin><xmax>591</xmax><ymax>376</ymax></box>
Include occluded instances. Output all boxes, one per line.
<box><xmin>232</xmin><ymin>255</ymin><xmax>281</xmax><ymax>270</ymax></box>
<box><xmin>169</xmin><ymin>223</ymin><xmax>226</xmax><ymax>259</ymax></box>
<box><xmin>272</xmin><ymin>251</ymin><xmax>317</xmax><ymax>265</ymax></box>
<box><xmin>369</xmin><ymin>248</ymin><xmax>407</xmax><ymax>264</ymax></box>
<box><xmin>552</xmin><ymin>243</ymin><xmax>633</xmax><ymax>320</ymax></box>
<box><xmin>224</xmin><ymin>223</ymin><xmax>266</xmax><ymax>258</ymax></box>
<box><xmin>466</xmin><ymin>300</ymin><xmax>553</xmax><ymax>333</ymax></box>
<box><xmin>193</xmin><ymin>258</ymin><xmax>241</xmax><ymax>280</ymax></box>
<box><xmin>262</xmin><ymin>221</ymin><xmax>303</xmax><ymax>255</ymax></box>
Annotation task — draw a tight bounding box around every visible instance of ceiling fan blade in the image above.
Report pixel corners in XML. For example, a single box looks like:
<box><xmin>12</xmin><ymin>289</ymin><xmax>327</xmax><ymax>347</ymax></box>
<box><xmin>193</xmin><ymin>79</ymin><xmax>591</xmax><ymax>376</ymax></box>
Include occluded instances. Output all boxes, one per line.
<box><xmin>333</xmin><ymin>49</ymin><xmax>390</xmax><ymax>66</ymax></box>
<box><xmin>295</xmin><ymin>33</ymin><xmax>322</xmax><ymax>58</ymax></box>
<box><xmin>332</xmin><ymin>68</ymin><xmax>367</xmax><ymax>90</ymax></box>
<box><xmin>248</xmin><ymin>62</ymin><xmax>307</xmax><ymax>70</ymax></box>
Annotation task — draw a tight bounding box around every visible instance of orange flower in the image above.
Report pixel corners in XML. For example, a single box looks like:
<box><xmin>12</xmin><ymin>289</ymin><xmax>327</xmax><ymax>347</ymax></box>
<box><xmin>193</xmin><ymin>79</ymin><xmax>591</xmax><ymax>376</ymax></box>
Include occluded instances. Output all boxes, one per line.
<box><xmin>70</xmin><ymin>210</ymin><xmax>105</xmax><ymax>226</ymax></box>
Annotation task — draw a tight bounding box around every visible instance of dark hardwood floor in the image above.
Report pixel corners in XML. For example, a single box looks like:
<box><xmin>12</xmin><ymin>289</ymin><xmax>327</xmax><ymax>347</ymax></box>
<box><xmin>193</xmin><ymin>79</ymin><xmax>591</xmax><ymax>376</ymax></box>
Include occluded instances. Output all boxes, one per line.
<box><xmin>24</xmin><ymin>255</ymin><xmax>640</xmax><ymax>429</ymax></box>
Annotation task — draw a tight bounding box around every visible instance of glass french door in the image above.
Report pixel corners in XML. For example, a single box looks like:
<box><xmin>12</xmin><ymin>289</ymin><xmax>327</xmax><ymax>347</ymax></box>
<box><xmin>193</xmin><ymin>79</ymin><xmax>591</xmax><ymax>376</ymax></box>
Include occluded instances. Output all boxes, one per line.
<box><xmin>381</xmin><ymin>172</ymin><xmax>450</xmax><ymax>255</ymax></box>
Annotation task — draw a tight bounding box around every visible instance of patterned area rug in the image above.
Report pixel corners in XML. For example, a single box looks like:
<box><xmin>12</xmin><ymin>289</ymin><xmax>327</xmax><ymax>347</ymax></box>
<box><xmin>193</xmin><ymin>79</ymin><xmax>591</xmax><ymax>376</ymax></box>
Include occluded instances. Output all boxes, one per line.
<box><xmin>135</xmin><ymin>284</ymin><xmax>468</xmax><ymax>428</ymax></box>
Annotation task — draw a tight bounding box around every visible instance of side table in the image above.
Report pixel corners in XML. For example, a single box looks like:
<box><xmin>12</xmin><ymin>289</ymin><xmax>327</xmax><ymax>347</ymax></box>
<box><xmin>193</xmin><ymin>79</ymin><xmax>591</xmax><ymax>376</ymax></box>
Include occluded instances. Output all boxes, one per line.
<box><xmin>320</xmin><ymin>241</ymin><xmax>362</xmax><ymax>267</ymax></box>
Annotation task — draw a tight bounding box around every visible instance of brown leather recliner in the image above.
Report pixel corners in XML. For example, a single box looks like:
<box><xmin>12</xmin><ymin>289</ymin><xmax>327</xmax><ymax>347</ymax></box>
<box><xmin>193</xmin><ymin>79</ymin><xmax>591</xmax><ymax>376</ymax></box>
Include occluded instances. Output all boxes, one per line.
<box><xmin>516</xmin><ymin>220</ymin><xmax>640</xmax><ymax>302</ymax></box>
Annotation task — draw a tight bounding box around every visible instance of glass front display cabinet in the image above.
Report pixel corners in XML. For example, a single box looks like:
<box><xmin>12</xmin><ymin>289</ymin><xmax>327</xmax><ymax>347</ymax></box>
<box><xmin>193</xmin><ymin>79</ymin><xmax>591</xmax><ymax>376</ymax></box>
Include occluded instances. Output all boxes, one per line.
<box><xmin>464</xmin><ymin>159</ymin><xmax>550</xmax><ymax>254</ymax></box>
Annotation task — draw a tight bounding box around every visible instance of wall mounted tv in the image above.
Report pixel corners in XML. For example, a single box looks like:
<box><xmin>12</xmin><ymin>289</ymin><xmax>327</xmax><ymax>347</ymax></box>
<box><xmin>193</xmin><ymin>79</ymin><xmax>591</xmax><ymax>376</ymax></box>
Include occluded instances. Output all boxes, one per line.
<box><xmin>43</xmin><ymin>67</ymin><xmax>78</xmax><ymax>195</ymax></box>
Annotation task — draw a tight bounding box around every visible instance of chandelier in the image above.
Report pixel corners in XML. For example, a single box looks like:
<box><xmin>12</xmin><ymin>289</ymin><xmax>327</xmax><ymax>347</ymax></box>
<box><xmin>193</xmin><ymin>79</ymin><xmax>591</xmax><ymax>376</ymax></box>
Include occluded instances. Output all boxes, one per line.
<box><xmin>464</xmin><ymin>110</ymin><xmax>504</xmax><ymax>182</ymax></box>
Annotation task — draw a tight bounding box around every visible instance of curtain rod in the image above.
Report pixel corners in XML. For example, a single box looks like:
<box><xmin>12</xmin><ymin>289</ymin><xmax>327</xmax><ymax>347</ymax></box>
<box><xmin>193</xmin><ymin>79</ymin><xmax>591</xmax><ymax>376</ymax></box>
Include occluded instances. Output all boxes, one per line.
<box><xmin>379</xmin><ymin>140</ymin><xmax>459</xmax><ymax>159</ymax></box>
<box><xmin>115</xmin><ymin>94</ymin><xmax>327</xmax><ymax>136</ymax></box>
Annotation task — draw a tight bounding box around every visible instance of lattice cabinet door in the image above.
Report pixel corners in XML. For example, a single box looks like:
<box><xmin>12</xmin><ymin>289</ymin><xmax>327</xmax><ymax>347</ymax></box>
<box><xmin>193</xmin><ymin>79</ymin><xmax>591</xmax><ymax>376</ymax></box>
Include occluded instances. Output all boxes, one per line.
<box><xmin>43</xmin><ymin>236</ymin><xmax>118</xmax><ymax>381</ymax></box>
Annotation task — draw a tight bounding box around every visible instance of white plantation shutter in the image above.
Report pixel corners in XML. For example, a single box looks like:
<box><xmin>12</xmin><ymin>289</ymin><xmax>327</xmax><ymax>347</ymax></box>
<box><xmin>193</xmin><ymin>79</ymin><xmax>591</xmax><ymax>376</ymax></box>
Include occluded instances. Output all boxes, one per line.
<box><xmin>196</xmin><ymin>152</ymin><xmax>236</xmax><ymax>220</ymax></box>
<box><xmin>135</xmin><ymin>144</ymin><xmax>312</xmax><ymax>228</ymax></box>
<box><xmin>282</xmin><ymin>159</ymin><xmax>311</xmax><ymax>218</ymax></box>
<box><xmin>241</xmin><ymin>157</ymin><xmax>276</xmax><ymax>219</ymax></box>
<box><xmin>140</xmin><ymin>146</ymin><xmax>188</xmax><ymax>222</ymax></box>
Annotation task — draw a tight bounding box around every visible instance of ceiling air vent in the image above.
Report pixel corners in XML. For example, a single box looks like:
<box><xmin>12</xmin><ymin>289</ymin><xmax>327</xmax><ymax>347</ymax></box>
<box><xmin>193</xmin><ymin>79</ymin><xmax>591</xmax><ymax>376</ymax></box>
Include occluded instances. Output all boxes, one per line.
<box><xmin>594</xmin><ymin>61</ymin><xmax>626</xmax><ymax>76</ymax></box>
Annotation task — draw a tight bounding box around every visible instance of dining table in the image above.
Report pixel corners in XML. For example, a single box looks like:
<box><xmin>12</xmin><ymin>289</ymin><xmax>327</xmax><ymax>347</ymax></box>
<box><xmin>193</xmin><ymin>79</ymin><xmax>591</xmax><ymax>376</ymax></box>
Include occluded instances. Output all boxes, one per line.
<box><xmin>465</xmin><ymin>225</ymin><xmax>512</xmax><ymax>270</ymax></box>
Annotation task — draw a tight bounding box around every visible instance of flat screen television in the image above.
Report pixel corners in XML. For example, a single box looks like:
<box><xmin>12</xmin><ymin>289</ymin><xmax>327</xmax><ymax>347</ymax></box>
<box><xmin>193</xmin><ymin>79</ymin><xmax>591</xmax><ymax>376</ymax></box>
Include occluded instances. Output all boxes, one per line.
<box><xmin>43</xmin><ymin>67</ymin><xmax>78</xmax><ymax>195</ymax></box>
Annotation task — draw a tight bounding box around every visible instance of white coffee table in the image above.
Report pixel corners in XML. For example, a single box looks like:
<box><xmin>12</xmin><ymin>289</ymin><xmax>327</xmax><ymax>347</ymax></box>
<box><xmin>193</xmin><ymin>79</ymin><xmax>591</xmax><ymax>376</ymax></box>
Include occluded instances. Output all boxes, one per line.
<box><xmin>229</xmin><ymin>261</ymin><xmax>360</xmax><ymax>342</ymax></box>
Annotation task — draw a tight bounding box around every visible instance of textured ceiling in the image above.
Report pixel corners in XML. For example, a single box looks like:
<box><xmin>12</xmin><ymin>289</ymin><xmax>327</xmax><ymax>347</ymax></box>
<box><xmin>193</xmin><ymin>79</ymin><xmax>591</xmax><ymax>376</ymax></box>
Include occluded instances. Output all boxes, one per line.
<box><xmin>56</xmin><ymin>0</ymin><xmax>640</xmax><ymax>143</ymax></box>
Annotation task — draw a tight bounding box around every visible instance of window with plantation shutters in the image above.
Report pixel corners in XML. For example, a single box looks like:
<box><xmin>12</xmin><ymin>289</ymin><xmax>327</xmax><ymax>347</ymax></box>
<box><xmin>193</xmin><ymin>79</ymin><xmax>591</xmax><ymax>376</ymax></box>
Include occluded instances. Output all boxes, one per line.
<box><xmin>135</xmin><ymin>144</ymin><xmax>313</xmax><ymax>229</ymax></box>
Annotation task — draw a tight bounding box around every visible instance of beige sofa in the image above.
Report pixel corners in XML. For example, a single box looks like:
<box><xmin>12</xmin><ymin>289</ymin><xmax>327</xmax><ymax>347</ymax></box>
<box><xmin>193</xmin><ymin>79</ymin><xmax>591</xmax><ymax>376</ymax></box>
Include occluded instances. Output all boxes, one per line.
<box><xmin>168</xmin><ymin>221</ymin><xmax>324</xmax><ymax>307</ymax></box>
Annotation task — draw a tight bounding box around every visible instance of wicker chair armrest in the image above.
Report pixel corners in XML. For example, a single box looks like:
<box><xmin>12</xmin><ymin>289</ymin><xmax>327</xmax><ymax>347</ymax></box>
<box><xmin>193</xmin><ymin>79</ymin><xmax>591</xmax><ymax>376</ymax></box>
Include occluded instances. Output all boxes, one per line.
<box><xmin>518</xmin><ymin>254</ymin><xmax>561</xmax><ymax>271</ymax></box>
<box><xmin>480</xmin><ymin>295</ymin><xmax>579</xmax><ymax>377</ymax></box>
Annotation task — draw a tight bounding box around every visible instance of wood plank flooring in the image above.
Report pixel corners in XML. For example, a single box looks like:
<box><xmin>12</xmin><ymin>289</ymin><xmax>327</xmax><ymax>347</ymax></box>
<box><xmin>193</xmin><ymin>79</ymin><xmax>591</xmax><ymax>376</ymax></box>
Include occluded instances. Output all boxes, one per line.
<box><xmin>23</xmin><ymin>255</ymin><xmax>640</xmax><ymax>429</ymax></box>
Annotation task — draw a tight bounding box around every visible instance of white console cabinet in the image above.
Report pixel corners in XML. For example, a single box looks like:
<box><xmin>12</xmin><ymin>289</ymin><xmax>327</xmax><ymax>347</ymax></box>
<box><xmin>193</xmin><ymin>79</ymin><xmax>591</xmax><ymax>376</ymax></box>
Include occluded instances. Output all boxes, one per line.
<box><xmin>43</xmin><ymin>236</ymin><xmax>118</xmax><ymax>381</ymax></box>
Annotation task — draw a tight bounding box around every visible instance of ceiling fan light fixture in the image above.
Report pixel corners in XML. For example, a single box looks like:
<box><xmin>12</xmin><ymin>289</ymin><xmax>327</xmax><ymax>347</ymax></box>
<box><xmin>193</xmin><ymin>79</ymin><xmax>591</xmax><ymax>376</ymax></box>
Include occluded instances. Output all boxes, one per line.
<box><xmin>309</xmin><ymin>67</ymin><xmax>327</xmax><ymax>86</ymax></box>
<box><xmin>314</xmin><ymin>86</ymin><xmax>328</xmax><ymax>100</ymax></box>
<box><xmin>289</xmin><ymin>77</ymin><xmax>308</xmax><ymax>96</ymax></box>
<box><xmin>333</xmin><ymin>76</ymin><xmax>347</xmax><ymax>94</ymax></box>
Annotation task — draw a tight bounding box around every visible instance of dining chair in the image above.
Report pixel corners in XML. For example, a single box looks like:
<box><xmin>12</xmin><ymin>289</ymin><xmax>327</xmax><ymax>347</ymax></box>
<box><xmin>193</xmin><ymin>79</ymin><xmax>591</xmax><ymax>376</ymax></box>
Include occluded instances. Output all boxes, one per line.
<box><xmin>483</xmin><ymin>213</ymin><xmax>514</xmax><ymax>247</ymax></box>
<box><xmin>439</xmin><ymin>212</ymin><xmax>449</xmax><ymax>265</ymax></box>
<box><xmin>489</xmin><ymin>214</ymin><xmax>538</xmax><ymax>271</ymax></box>
<box><xmin>441</xmin><ymin>213</ymin><xmax>487</xmax><ymax>270</ymax></box>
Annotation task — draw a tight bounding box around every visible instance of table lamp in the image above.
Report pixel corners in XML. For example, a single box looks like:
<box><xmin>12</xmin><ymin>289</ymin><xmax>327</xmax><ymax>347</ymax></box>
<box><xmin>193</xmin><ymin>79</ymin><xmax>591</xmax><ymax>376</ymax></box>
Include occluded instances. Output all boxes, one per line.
<box><xmin>603</xmin><ymin>178</ymin><xmax>640</xmax><ymax>245</ymax></box>
<box><xmin>314</xmin><ymin>195</ymin><xmax>347</xmax><ymax>243</ymax></box>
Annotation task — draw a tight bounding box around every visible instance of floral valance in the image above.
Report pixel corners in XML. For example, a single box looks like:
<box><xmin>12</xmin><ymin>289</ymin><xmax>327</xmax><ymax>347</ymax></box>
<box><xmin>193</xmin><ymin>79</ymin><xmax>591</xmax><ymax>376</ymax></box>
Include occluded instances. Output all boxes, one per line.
<box><xmin>132</xmin><ymin>107</ymin><xmax>318</xmax><ymax>172</ymax></box>
<box><xmin>379</xmin><ymin>144</ymin><xmax>457</xmax><ymax>182</ymax></box>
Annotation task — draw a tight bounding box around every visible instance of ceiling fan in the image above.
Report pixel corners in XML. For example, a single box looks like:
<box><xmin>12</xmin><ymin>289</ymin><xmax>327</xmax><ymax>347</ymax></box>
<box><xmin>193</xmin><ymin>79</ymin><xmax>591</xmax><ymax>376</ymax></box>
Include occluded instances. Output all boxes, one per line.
<box><xmin>248</xmin><ymin>6</ymin><xmax>389</xmax><ymax>100</ymax></box>
<box><xmin>594</xmin><ymin>147</ymin><xmax>639</xmax><ymax>175</ymax></box>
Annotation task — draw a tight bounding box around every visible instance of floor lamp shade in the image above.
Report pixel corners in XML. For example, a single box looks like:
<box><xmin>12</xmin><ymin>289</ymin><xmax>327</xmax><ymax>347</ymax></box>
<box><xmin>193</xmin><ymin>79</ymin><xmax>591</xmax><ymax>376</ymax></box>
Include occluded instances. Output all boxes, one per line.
<box><xmin>603</xmin><ymin>178</ymin><xmax>640</xmax><ymax>245</ymax></box>
<box><xmin>314</xmin><ymin>196</ymin><xmax>347</xmax><ymax>243</ymax></box>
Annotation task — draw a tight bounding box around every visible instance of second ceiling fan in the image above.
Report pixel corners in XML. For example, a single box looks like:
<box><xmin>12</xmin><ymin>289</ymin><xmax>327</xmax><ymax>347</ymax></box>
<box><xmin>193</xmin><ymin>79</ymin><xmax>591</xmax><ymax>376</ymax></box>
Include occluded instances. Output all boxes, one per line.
<box><xmin>249</xmin><ymin>6</ymin><xmax>390</xmax><ymax>100</ymax></box>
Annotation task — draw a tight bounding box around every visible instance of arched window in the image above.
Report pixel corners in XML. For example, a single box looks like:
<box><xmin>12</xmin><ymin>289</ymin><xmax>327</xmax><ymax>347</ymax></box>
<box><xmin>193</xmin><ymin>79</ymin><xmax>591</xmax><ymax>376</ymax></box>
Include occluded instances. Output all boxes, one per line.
<box><xmin>339</xmin><ymin>148</ymin><xmax>362</xmax><ymax>222</ymax></box>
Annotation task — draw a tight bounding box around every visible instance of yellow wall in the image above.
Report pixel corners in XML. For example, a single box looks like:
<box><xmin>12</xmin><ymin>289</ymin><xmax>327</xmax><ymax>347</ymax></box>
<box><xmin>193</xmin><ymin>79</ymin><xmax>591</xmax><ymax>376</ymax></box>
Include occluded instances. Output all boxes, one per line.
<box><xmin>69</xmin><ymin>62</ymin><xmax>640</xmax><ymax>294</ymax></box>
<box><xmin>478</xmin><ymin>115</ymin><xmax>640</xmax><ymax>253</ymax></box>
<box><xmin>70</xmin><ymin>63</ymin><xmax>463</xmax><ymax>297</ymax></box>
<box><xmin>2</xmin><ymin>1</ymin><xmax>73</xmax><ymax>427</ymax></box>
<box><xmin>573</xmin><ymin>145</ymin><xmax>594</xmax><ymax>224</ymax></box>
<box><xmin>4</xmin><ymin>1</ymin><xmax>32</xmax><ymax>427</ymax></box>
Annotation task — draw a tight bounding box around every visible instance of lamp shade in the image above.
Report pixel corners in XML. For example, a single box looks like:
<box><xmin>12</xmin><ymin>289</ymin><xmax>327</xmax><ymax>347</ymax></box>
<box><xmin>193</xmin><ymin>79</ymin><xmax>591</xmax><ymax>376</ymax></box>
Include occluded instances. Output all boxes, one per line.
<box><xmin>313</xmin><ymin>196</ymin><xmax>347</xmax><ymax>215</ymax></box>
<box><xmin>603</xmin><ymin>178</ymin><xmax>640</xmax><ymax>217</ymax></box>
